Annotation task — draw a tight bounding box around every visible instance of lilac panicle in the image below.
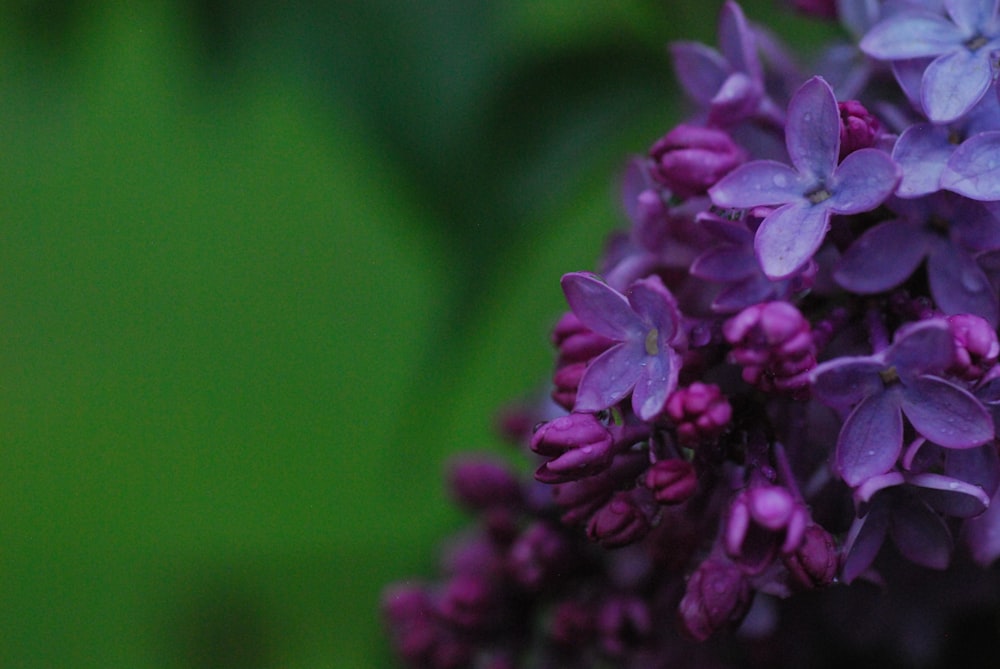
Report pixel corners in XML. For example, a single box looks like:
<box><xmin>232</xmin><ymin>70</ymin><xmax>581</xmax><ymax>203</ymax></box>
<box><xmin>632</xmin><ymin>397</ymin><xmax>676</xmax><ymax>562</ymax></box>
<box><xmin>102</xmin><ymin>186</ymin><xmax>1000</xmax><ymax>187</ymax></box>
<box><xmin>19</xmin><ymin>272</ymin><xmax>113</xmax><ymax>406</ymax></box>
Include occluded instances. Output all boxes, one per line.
<box><xmin>386</xmin><ymin>2</ymin><xmax>1000</xmax><ymax>666</ymax></box>
<box><xmin>709</xmin><ymin>76</ymin><xmax>899</xmax><ymax>279</ymax></box>
<box><xmin>561</xmin><ymin>272</ymin><xmax>684</xmax><ymax>420</ymax></box>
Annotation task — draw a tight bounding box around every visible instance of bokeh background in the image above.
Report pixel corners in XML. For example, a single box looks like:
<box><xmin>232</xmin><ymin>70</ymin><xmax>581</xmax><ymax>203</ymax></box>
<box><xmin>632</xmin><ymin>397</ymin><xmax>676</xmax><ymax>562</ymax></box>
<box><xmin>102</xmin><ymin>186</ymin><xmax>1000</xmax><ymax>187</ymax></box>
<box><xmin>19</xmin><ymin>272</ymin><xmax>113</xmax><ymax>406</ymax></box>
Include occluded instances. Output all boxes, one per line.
<box><xmin>0</xmin><ymin>1</ymin><xmax>830</xmax><ymax>666</ymax></box>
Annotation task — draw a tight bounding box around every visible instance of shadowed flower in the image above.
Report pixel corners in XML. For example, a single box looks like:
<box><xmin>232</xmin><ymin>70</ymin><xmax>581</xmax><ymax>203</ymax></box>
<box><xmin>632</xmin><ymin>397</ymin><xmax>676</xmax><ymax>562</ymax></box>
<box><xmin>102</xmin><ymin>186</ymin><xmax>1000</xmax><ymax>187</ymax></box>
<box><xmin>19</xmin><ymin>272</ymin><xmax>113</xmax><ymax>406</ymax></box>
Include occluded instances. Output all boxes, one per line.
<box><xmin>709</xmin><ymin>76</ymin><xmax>899</xmax><ymax>278</ymax></box>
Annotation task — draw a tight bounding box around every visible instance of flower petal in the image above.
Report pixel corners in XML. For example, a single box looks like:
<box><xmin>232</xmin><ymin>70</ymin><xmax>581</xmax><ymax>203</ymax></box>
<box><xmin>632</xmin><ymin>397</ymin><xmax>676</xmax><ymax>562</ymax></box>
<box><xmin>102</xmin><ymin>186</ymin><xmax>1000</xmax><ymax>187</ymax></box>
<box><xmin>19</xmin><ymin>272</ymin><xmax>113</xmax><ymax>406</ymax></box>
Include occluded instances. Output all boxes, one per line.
<box><xmin>965</xmin><ymin>485</ymin><xmax>1000</xmax><ymax>565</ymax></box>
<box><xmin>922</xmin><ymin>48</ymin><xmax>993</xmax><ymax>123</ymax></box>
<box><xmin>811</xmin><ymin>356</ymin><xmax>885</xmax><ymax>409</ymax></box>
<box><xmin>926</xmin><ymin>242</ymin><xmax>999</xmax><ymax>326</ymax></box>
<box><xmin>860</xmin><ymin>11</ymin><xmax>965</xmax><ymax>59</ymax></box>
<box><xmin>887</xmin><ymin>319</ymin><xmax>954</xmax><ymax>376</ymax></box>
<box><xmin>828</xmin><ymin>148</ymin><xmax>900</xmax><ymax>214</ymax></box>
<box><xmin>901</xmin><ymin>375</ymin><xmax>994</xmax><ymax>448</ymax></box>
<box><xmin>890</xmin><ymin>495</ymin><xmax>953</xmax><ymax>569</ymax></box>
<box><xmin>691</xmin><ymin>245</ymin><xmax>757</xmax><ymax>281</ymax></box>
<box><xmin>841</xmin><ymin>500</ymin><xmax>890</xmax><ymax>583</ymax></box>
<box><xmin>754</xmin><ymin>201</ymin><xmax>830</xmax><ymax>279</ymax></box>
<box><xmin>945</xmin><ymin>0</ymin><xmax>998</xmax><ymax>34</ymax></box>
<box><xmin>834</xmin><ymin>219</ymin><xmax>929</xmax><ymax>293</ymax></box>
<box><xmin>708</xmin><ymin>161</ymin><xmax>806</xmax><ymax>208</ymax></box>
<box><xmin>626</xmin><ymin>275</ymin><xmax>678</xmax><ymax>339</ymax></box>
<box><xmin>561</xmin><ymin>272</ymin><xmax>643</xmax><ymax>340</ymax></box>
<box><xmin>785</xmin><ymin>77</ymin><xmax>840</xmax><ymax>180</ymax></box>
<box><xmin>836</xmin><ymin>391</ymin><xmax>904</xmax><ymax>487</ymax></box>
<box><xmin>717</xmin><ymin>0</ymin><xmax>762</xmax><ymax>82</ymax></box>
<box><xmin>940</xmin><ymin>130</ymin><xmax>1000</xmax><ymax>200</ymax></box>
<box><xmin>669</xmin><ymin>41</ymin><xmax>729</xmax><ymax>106</ymax></box>
<box><xmin>631</xmin><ymin>347</ymin><xmax>681</xmax><ymax>421</ymax></box>
<box><xmin>574</xmin><ymin>342</ymin><xmax>644</xmax><ymax>413</ymax></box>
<box><xmin>908</xmin><ymin>472</ymin><xmax>991</xmax><ymax>518</ymax></box>
<box><xmin>892</xmin><ymin>123</ymin><xmax>955</xmax><ymax>197</ymax></box>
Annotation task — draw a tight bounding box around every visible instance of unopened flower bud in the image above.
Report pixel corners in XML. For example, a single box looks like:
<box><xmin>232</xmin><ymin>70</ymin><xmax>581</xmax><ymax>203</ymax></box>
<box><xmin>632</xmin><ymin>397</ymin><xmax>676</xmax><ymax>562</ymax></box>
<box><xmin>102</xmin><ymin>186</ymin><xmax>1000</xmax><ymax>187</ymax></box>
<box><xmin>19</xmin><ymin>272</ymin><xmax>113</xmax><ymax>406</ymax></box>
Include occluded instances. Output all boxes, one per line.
<box><xmin>645</xmin><ymin>458</ymin><xmax>698</xmax><ymax>504</ymax></box>
<box><xmin>596</xmin><ymin>595</ymin><xmax>653</xmax><ymax>657</ymax></box>
<box><xmin>531</xmin><ymin>413</ymin><xmax>617</xmax><ymax>483</ymax></box>
<box><xmin>648</xmin><ymin>124</ymin><xmax>748</xmax><ymax>199</ymax></box>
<box><xmin>586</xmin><ymin>490</ymin><xmax>653</xmax><ymax>548</ymax></box>
<box><xmin>447</xmin><ymin>457</ymin><xmax>523</xmax><ymax>512</ymax></box>
<box><xmin>437</xmin><ymin>572</ymin><xmax>501</xmax><ymax>632</ymax></box>
<box><xmin>508</xmin><ymin>520</ymin><xmax>575</xmax><ymax>591</ymax></box>
<box><xmin>948</xmin><ymin>313</ymin><xmax>999</xmax><ymax>381</ymax></box>
<box><xmin>724</xmin><ymin>301</ymin><xmax>816</xmax><ymax>394</ymax></box>
<box><xmin>678</xmin><ymin>557</ymin><xmax>753</xmax><ymax>641</ymax></box>
<box><xmin>552</xmin><ymin>361</ymin><xmax>586</xmax><ymax>411</ymax></box>
<box><xmin>725</xmin><ymin>484</ymin><xmax>808</xmax><ymax>572</ymax></box>
<box><xmin>665</xmin><ymin>382</ymin><xmax>732</xmax><ymax>445</ymax></box>
<box><xmin>838</xmin><ymin>100</ymin><xmax>880</xmax><ymax>160</ymax></box>
<box><xmin>783</xmin><ymin>523</ymin><xmax>839</xmax><ymax>589</ymax></box>
<box><xmin>552</xmin><ymin>311</ymin><xmax>616</xmax><ymax>365</ymax></box>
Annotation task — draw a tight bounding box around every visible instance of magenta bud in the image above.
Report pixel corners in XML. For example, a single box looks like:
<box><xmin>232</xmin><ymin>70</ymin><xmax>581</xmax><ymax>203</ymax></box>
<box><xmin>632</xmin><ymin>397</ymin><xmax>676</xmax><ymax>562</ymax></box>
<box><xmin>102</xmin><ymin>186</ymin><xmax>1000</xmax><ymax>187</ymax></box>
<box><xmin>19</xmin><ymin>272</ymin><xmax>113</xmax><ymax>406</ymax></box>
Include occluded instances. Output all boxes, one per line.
<box><xmin>838</xmin><ymin>100</ymin><xmax>880</xmax><ymax>160</ymax></box>
<box><xmin>724</xmin><ymin>301</ymin><xmax>816</xmax><ymax>394</ymax></box>
<box><xmin>948</xmin><ymin>313</ymin><xmax>999</xmax><ymax>380</ymax></box>
<box><xmin>783</xmin><ymin>523</ymin><xmax>839</xmax><ymax>589</ymax></box>
<box><xmin>586</xmin><ymin>490</ymin><xmax>653</xmax><ymax>548</ymax></box>
<box><xmin>552</xmin><ymin>311</ymin><xmax>616</xmax><ymax>365</ymax></box>
<box><xmin>677</xmin><ymin>557</ymin><xmax>753</xmax><ymax>642</ymax></box>
<box><xmin>531</xmin><ymin>413</ymin><xmax>616</xmax><ymax>483</ymax></box>
<box><xmin>648</xmin><ymin>124</ymin><xmax>748</xmax><ymax>199</ymax></box>
<box><xmin>665</xmin><ymin>382</ymin><xmax>732</xmax><ymax>446</ymax></box>
<box><xmin>597</xmin><ymin>595</ymin><xmax>652</xmax><ymax>657</ymax></box>
<box><xmin>645</xmin><ymin>459</ymin><xmax>698</xmax><ymax>504</ymax></box>
<box><xmin>508</xmin><ymin>520</ymin><xmax>574</xmax><ymax>591</ymax></box>
<box><xmin>437</xmin><ymin>572</ymin><xmax>500</xmax><ymax>632</ymax></box>
<box><xmin>552</xmin><ymin>361</ymin><xmax>587</xmax><ymax>411</ymax></box>
<box><xmin>725</xmin><ymin>484</ymin><xmax>808</xmax><ymax>572</ymax></box>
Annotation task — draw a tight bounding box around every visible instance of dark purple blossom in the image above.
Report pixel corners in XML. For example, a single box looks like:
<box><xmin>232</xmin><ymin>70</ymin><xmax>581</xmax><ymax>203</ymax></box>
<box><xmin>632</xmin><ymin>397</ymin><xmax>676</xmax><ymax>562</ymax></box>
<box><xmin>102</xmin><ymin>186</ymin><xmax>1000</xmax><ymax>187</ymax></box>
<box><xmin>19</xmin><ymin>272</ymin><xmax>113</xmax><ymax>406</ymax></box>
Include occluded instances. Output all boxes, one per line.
<box><xmin>725</xmin><ymin>482</ymin><xmax>808</xmax><ymax>573</ymax></box>
<box><xmin>645</xmin><ymin>458</ymin><xmax>698</xmax><ymax>504</ymax></box>
<box><xmin>811</xmin><ymin>319</ymin><xmax>994</xmax><ymax>486</ymax></box>
<box><xmin>709</xmin><ymin>76</ymin><xmax>900</xmax><ymax>278</ymax></box>
<box><xmin>530</xmin><ymin>412</ymin><xmax>617</xmax><ymax>484</ymax></box>
<box><xmin>677</xmin><ymin>556</ymin><xmax>754</xmax><ymax>641</ymax></box>
<box><xmin>782</xmin><ymin>523</ymin><xmax>839</xmax><ymax>589</ymax></box>
<box><xmin>838</xmin><ymin>99</ymin><xmax>881</xmax><ymax>159</ymax></box>
<box><xmin>665</xmin><ymin>381</ymin><xmax>732</xmax><ymax>445</ymax></box>
<box><xmin>586</xmin><ymin>489</ymin><xmax>656</xmax><ymax>548</ymax></box>
<box><xmin>860</xmin><ymin>0</ymin><xmax>1000</xmax><ymax>122</ymax></box>
<box><xmin>723</xmin><ymin>301</ymin><xmax>816</xmax><ymax>393</ymax></box>
<box><xmin>561</xmin><ymin>272</ymin><xmax>684</xmax><ymax>420</ymax></box>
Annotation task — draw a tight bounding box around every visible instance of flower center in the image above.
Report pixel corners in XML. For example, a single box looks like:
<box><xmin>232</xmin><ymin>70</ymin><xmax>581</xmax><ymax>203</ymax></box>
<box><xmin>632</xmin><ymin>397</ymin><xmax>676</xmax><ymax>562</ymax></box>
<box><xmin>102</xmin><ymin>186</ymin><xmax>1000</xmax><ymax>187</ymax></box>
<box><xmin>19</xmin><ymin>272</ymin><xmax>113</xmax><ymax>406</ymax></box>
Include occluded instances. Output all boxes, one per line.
<box><xmin>805</xmin><ymin>186</ymin><xmax>832</xmax><ymax>204</ymax></box>
<box><xmin>966</xmin><ymin>34</ymin><xmax>989</xmax><ymax>51</ymax></box>
<box><xmin>645</xmin><ymin>328</ymin><xmax>660</xmax><ymax>355</ymax></box>
<box><xmin>879</xmin><ymin>366</ymin><xmax>899</xmax><ymax>386</ymax></box>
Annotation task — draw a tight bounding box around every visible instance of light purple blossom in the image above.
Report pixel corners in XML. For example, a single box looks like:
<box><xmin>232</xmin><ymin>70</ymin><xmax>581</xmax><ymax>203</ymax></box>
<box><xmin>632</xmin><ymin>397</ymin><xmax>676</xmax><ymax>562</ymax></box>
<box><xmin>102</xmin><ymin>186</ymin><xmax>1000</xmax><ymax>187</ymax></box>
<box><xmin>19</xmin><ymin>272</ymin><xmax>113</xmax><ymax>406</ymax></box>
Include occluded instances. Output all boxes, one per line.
<box><xmin>709</xmin><ymin>76</ymin><xmax>900</xmax><ymax>279</ymax></box>
<box><xmin>811</xmin><ymin>319</ymin><xmax>994</xmax><ymax>486</ymax></box>
<box><xmin>860</xmin><ymin>0</ymin><xmax>1000</xmax><ymax>122</ymax></box>
<box><xmin>561</xmin><ymin>272</ymin><xmax>684</xmax><ymax>421</ymax></box>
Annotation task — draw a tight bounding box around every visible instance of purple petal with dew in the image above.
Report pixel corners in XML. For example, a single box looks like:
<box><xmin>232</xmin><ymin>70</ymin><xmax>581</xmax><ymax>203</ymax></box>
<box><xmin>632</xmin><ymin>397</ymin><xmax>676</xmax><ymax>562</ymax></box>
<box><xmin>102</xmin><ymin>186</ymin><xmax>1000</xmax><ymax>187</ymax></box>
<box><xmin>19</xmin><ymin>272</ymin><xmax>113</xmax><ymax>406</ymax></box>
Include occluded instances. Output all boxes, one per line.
<box><xmin>632</xmin><ymin>348</ymin><xmax>681</xmax><ymax>421</ymax></box>
<box><xmin>945</xmin><ymin>0</ymin><xmax>998</xmax><ymax>34</ymax></box>
<box><xmin>562</xmin><ymin>272</ymin><xmax>644</xmax><ymax>341</ymax></box>
<box><xmin>887</xmin><ymin>319</ymin><xmax>955</xmax><ymax>376</ymax></box>
<box><xmin>717</xmin><ymin>0</ymin><xmax>761</xmax><ymax>81</ymax></box>
<box><xmin>890</xmin><ymin>495</ymin><xmax>953</xmax><ymax>568</ymax></box>
<box><xmin>669</xmin><ymin>41</ymin><xmax>728</xmax><ymax>106</ymax></box>
<box><xmin>627</xmin><ymin>275</ymin><xmax>678</xmax><ymax>338</ymax></box>
<box><xmin>708</xmin><ymin>161</ymin><xmax>805</xmax><ymax>208</ymax></box>
<box><xmin>860</xmin><ymin>12</ymin><xmax>965</xmax><ymax>59</ymax></box>
<box><xmin>947</xmin><ymin>444</ymin><xmax>1000</xmax><ymax>497</ymax></box>
<box><xmin>834</xmin><ymin>219</ymin><xmax>929</xmax><ymax>293</ymax></box>
<box><xmin>691</xmin><ymin>246</ymin><xmax>757</xmax><ymax>282</ymax></box>
<box><xmin>901</xmin><ymin>375</ymin><xmax>994</xmax><ymax>448</ymax></box>
<box><xmin>841</xmin><ymin>501</ymin><xmax>891</xmax><ymax>583</ymax></box>
<box><xmin>828</xmin><ymin>149</ymin><xmax>900</xmax><ymax>214</ymax></box>
<box><xmin>964</xmin><ymin>485</ymin><xmax>1000</xmax><ymax>565</ymax></box>
<box><xmin>922</xmin><ymin>48</ymin><xmax>993</xmax><ymax>123</ymax></box>
<box><xmin>940</xmin><ymin>130</ymin><xmax>1000</xmax><ymax>200</ymax></box>
<box><xmin>574</xmin><ymin>342</ymin><xmax>644</xmax><ymax>413</ymax></box>
<box><xmin>891</xmin><ymin>123</ymin><xmax>955</xmax><ymax>198</ymax></box>
<box><xmin>785</xmin><ymin>77</ymin><xmax>840</xmax><ymax>180</ymax></box>
<box><xmin>755</xmin><ymin>201</ymin><xmax>830</xmax><ymax>279</ymax></box>
<box><xmin>908</xmin><ymin>472</ymin><xmax>991</xmax><ymax>518</ymax></box>
<box><xmin>926</xmin><ymin>242</ymin><xmax>999</xmax><ymax>326</ymax></box>
<box><xmin>836</xmin><ymin>390</ymin><xmax>904</xmax><ymax>487</ymax></box>
<box><xmin>811</xmin><ymin>357</ymin><xmax>886</xmax><ymax>409</ymax></box>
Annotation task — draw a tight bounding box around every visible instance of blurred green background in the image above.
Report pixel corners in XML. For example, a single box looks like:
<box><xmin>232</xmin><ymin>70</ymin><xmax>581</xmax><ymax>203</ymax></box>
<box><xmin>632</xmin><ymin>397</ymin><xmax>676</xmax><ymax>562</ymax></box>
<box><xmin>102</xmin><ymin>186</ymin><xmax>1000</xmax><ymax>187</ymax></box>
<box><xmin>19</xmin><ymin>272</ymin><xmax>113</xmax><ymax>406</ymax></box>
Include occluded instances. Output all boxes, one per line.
<box><xmin>0</xmin><ymin>1</ymin><xmax>828</xmax><ymax>666</ymax></box>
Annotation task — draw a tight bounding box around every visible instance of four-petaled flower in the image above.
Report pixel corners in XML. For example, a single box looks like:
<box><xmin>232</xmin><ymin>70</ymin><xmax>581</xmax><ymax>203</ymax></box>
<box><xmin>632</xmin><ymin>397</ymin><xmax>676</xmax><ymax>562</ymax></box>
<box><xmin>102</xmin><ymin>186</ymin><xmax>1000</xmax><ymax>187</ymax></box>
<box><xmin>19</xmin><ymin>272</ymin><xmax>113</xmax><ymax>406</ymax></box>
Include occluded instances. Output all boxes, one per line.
<box><xmin>709</xmin><ymin>76</ymin><xmax>900</xmax><ymax>279</ymax></box>
<box><xmin>561</xmin><ymin>272</ymin><xmax>684</xmax><ymax>421</ymax></box>
<box><xmin>811</xmin><ymin>319</ymin><xmax>994</xmax><ymax>487</ymax></box>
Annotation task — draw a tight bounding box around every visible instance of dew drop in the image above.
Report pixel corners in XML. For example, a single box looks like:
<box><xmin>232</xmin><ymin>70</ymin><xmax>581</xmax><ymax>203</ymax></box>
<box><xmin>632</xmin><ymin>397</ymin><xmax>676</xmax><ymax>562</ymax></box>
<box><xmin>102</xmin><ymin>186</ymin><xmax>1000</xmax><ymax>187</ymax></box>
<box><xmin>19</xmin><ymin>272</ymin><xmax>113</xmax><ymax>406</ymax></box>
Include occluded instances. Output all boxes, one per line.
<box><xmin>961</xmin><ymin>270</ymin><xmax>985</xmax><ymax>292</ymax></box>
<box><xmin>948</xmin><ymin>482</ymin><xmax>959</xmax><ymax>490</ymax></box>
<box><xmin>773</xmin><ymin>174</ymin><xmax>787</xmax><ymax>188</ymax></box>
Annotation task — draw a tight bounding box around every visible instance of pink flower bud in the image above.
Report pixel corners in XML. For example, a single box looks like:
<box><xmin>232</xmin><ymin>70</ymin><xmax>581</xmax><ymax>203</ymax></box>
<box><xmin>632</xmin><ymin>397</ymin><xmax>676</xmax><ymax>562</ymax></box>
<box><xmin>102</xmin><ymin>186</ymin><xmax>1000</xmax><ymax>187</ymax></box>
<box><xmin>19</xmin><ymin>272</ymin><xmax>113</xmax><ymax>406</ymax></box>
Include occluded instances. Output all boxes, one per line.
<box><xmin>645</xmin><ymin>458</ymin><xmax>698</xmax><ymax>504</ymax></box>
<box><xmin>665</xmin><ymin>382</ymin><xmax>732</xmax><ymax>445</ymax></box>
<box><xmin>838</xmin><ymin>100</ymin><xmax>881</xmax><ymax>160</ymax></box>
<box><xmin>648</xmin><ymin>124</ymin><xmax>748</xmax><ymax>199</ymax></box>
<box><xmin>531</xmin><ymin>413</ymin><xmax>617</xmax><ymax>483</ymax></box>
<box><xmin>586</xmin><ymin>490</ymin><xmax>653</xmax><ymax>548</ymax></box>
<box><xmin>677</xmin><ymin>557</ymin><xmax>753</xmax><ymax>641</ymax></box>
<box><xmin>783</xmin><ymin>523</ymin><xmax>839</xmax><ymax>589</ymax></box>
<box><xmin>948</xmin><ymin>313</ymin><xmax>999</xmax><ymax>381</ymax></box>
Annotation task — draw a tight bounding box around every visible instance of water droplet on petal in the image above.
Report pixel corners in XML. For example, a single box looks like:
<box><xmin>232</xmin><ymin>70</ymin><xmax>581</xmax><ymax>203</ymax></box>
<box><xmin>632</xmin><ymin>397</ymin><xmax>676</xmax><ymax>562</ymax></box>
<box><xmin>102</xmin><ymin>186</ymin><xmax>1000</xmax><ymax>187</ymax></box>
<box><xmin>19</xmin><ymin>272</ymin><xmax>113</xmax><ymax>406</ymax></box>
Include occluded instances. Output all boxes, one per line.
<box><xmin>948</xmin><ymin>482</ymin><xmax>959</xmax><ymax>490</ymax></box>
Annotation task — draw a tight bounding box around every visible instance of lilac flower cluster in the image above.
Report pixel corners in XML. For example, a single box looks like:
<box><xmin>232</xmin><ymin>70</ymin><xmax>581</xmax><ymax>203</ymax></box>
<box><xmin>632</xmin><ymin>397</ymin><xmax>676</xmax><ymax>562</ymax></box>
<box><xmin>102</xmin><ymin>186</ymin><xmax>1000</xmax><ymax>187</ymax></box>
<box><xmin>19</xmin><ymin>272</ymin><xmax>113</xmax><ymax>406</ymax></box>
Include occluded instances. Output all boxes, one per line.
<box><xmin>384</xmin><ymin>1</ymin><xmax>1000</xmax><ymax>666</ymax></box>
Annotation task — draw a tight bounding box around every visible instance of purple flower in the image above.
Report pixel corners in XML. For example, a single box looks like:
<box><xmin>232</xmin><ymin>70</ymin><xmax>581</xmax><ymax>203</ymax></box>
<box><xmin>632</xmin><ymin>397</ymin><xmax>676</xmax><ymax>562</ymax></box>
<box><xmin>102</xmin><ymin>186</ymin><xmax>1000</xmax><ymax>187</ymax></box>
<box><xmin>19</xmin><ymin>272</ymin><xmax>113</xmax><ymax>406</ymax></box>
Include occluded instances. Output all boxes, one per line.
<box><xmin>709</xmin><ymin>76</ymin><xmax>900</xmax><ymax>279</ymax></box>
<box><xmin>811</xmin><ymin>319</ymin><xmax>994</xmax><ymax>486</ymax></box>
<box><xmin>860</xmin><ymin>0</ymin><xmax>1000</xmax><ymax>122</ymax></box>
<box><xmin>724</xmin><ymin>482</ymin><xmax>808</xmax><ymax>573</ymax></box>
<box><xmin>560</xmin><ymin>272</ymin><xmax>684</xmax><ymax>421</ymax></box>
<box><xmin>669</xmin><ymin>0</ymin><xmax>781</xmax><ymax>128</ymax></box>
